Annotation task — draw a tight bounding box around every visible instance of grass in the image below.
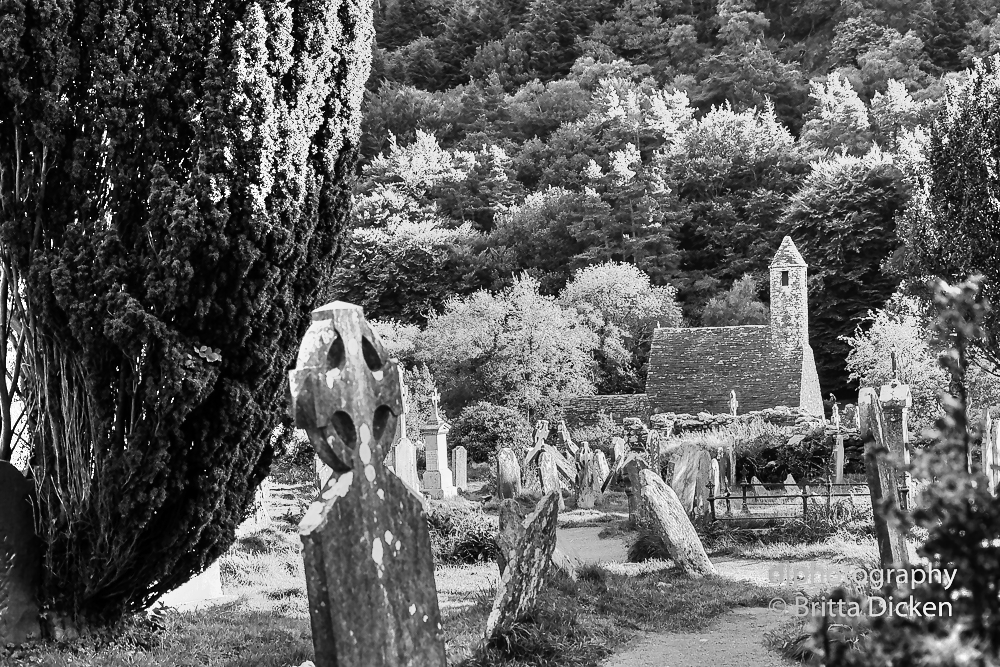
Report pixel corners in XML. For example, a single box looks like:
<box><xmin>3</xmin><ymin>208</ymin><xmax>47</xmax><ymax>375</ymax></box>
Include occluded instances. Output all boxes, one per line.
<box><xmin>444</xmin><ymin>564</ymin><xmax>790</xmax><ymax>667</ymax></box>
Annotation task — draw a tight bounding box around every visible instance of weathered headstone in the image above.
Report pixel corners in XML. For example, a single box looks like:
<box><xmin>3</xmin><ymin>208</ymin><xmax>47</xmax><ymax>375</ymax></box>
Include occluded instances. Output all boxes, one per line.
<box><xmin>537</xmin><ymin>450</ymin><xmax>564</xmax><ymax>511</ymax></box>
<box><xmin>749</xmin><ymin>475</ymin><xmax>768</xmax><ymax>499</ymax></box>
<box><xmin>485</xmin><ymin>492</ymin><xmax>561</xmax><ymax>639</ymax></box>
<box><xmin>496</xmin><ymin>448</ymin><xmax>522</xmax><ymax>500</ymax></box>
<box><xmin>452</xmin><ymin>446</ymin><xmax>468</xmax><ymax>493</ymax></box>
<box><xmin>289</xmin><ymin>302</ymin><xmax>447</xmax><ymax>667</ymax></box>
<box><xmin>394</xmin><ymin>436</ymin><xmax>421</xmax><ymax>495</ymax></box>
<box><xmin>0</xmin><ymin>462</ymin><xmax>41</xmax><ymax>645</ymax></box>
<box><xmin>669</xmin><ymin>447</ymin><xmax>712</xmax><ymax>514</ymax></box>
<box><xmin>495</xmin><ymin>498</ymin><xmax>576</xmax><ymax>580</ymax></box>
<box><xmin>557</xmin><ymin>420</ymin><xmax>578</xmax><ymax>458</ymax></box>
<box><xmin>575</xmin><ymin>444</ymin><xmax>604</xmax><ymax>509</ymax></box>
<box><xmin>421</xmin><ymin>391</ymin><xmax>456</xmax><ymax>499</ymax></box>
<box><xmin>729</xmin><ymin>390</ymin><xmax>739</xmax><ymax>416</ymax></box>
<box><xmin>637</xmin><ymin>468</ymin><xmax>716</xmax><ymax>577</ymax></box>
<box><xmin>593</xmin><ymin>449</ymin><xmax>610</xmax><ymax>486</ymax></box>
<box><xmin>859</xmin><ymin>386</ymin><xmax>909</xmax><ymax>569</ymax></box>
<box><xmin>834</xmin><ymin>436</ymin><xmax>845</xmax><ymax>484</ymax></box>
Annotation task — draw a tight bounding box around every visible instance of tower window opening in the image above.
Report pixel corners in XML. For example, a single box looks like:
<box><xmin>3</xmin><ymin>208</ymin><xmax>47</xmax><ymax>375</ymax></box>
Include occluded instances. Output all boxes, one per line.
<box><xmin>781</xmin><ymin>270</ymin><xmax>789</xmax><ymax>286</ymax></box>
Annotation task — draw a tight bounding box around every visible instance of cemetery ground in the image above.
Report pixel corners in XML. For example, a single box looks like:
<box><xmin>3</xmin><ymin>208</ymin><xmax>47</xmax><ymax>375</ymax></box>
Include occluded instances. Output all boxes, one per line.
<box><xmin>1</xmin><ymin>458</ymin><xmax>889</xmax><ymax>667</ymax></box>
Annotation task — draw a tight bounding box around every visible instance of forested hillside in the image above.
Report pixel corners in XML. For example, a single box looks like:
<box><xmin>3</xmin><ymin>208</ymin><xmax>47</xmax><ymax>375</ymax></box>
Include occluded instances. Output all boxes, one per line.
<box><xmin>329</xmin><ymin>0</ymin><xmax>1000</xmax><ymax>413</ymax></box>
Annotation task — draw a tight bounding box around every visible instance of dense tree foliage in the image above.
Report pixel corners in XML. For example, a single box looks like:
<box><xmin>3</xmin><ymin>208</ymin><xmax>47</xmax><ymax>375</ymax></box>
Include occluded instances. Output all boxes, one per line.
<box><xmin>783</xmin><ymin>148</ymin><xmax>907</xmax><ymax>395</ymax></box>
<box><xmin>0</xmin><ymin>0</ymin><xmax>372</xmax><ymax>627</ymax></box>
<box><xmin>415</xmin><ymin>275</ymin><xmax>598</xmax><ymax>420</ymax></box>
<box><xmin>352</xmin><ymin>0</ymin><xmax>997</xmax><ymax>408</ymax></box>
<box><xmin>701</xmin><ymin>275</ymin><xmax>770</xmax><ymax>327</ymax></box>
<box><xmin>898</xmin><ymin>55</ymin><xmax>1000</xmax><ymax>372</ymax></box>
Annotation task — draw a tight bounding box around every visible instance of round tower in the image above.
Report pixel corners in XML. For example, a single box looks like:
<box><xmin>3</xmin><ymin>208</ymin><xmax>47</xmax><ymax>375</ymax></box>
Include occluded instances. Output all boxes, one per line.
<box><xmin>769</xmin><ymin>236</ymin><xmax>809</xmax><ymax>355</ymax></box>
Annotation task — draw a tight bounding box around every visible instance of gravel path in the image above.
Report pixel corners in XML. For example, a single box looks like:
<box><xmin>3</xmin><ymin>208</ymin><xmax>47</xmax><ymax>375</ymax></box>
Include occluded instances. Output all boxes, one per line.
<box><xmin>601</xmin><ymin>606</ymin><xmax>794</xmax><ymax>667</ymax></box>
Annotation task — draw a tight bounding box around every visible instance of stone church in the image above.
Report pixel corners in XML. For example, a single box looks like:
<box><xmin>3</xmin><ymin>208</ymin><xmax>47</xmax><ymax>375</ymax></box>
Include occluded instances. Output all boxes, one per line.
<box><xmin>644</xmin><ymin>236</ymin><xmax>824</xmax><ymax>416</ymax></box>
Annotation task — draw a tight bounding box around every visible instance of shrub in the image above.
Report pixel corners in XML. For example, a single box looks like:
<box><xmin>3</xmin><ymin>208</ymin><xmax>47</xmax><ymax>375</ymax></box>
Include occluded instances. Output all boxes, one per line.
<box><xmin>425</xmin><ymin>499</ymin><xmax>499</xmax><ymax>564</ymax></box>
<box><xmin>449</xmin><ymin>401</ymin><xmax>532</xmax><ymax>463</ymax></box>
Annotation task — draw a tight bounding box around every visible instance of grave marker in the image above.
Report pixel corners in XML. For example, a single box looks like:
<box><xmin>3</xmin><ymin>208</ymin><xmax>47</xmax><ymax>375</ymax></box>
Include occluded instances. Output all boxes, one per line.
<box><xmin>290</xmin><ymin>302</ymin><xmax>446</xmax><ymax>667</ymax></box>
<box><xmin>859</xmin><ymin>386</ymin><xmax>909</xmax><ymax>569</ymax></box>
<box><xmin>485</xmin><ymin>492</ymin><xmax>560</xmax><ymax>639</ymax></box>
<box><xmin>421</xmin><ymin>391</ymin><xmax>456</xmax><ymax>499</ymax></box>
<box><xmin>452</xmin><ymin>446</ymin><xmax>468</xmax><ymax>492</ymax></box>
<box><xmin>537</xmin><ymin>450</ymin><xmax>564</xmax><ymax>511</ymax></box>
<box><xmin>495</xmin><ymin>448</ymin><xmax>522</xmax><ymax>500</ymax></box>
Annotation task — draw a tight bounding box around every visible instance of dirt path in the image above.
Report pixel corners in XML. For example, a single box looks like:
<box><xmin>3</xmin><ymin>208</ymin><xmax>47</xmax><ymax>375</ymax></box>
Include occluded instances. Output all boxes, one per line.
<box><xmin>601</xmin><ymin>606</ymin><xmax>794</xmax><ymax>667</ymax></box>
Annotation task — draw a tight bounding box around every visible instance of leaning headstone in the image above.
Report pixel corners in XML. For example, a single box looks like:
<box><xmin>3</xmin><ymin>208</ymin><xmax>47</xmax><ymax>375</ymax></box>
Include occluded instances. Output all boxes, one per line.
<box><xmin>496</xmin><ymin>448</ymin><xmax>522</xmax><ymax>500</ymax></box>
<box><xmin>496</xmin><ymin>498</ymin><xmax>576</xmax><ymax>580</ymax></box>
<box><xmin>421</xmin><ymin>390</ymin><xmax>456</xmax><ymax>499</ymax></box>
<box><xmin>0</xmin><ymin>462</ymin><xmax>41</xmax><ymax>645</ymax></box>
<box><xmin>637</xmin><ymin>468</ymin><xmax>716</xmax><ymax>577</ymax></box>
<box><xmin>289</xmin><ymin>302</ymin><xmax>447</xmax><ymax>666</ymax></box>
<box><xmin>485</xmin><ymin>492</ymin><xmax>561</xmax><ymax>639</ymax></box>
<box><xmin>452</xmin><ymin>446</ymin><xmax>468</xmax><ymax>492</ymax></box>
<box><xmin>538</xmin><ymin>450</ymin><xmax>564</xmax><ymax>510</ymax></box>
<box><xmin>749</xmin><ymin>475</ymin><xmax>768</xmax><ymax>501</ymax></box>
<box><xmin>393</xmin><ymin>436</ymin><xmax>421</xmax><ymax>495</ymax></box>
<box><xmin>557</xmin><ymin>420</ymin><xmax>579</xmax><ymax>458</ymax></box>
<box><xmin>859</xmin><ymin>386</ymin><xmax>909</xmax><ymax>569</ymax></box>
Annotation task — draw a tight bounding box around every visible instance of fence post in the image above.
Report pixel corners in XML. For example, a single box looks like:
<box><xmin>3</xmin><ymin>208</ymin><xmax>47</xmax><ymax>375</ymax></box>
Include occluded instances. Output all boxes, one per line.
<box><xmin>708</xmin><ymin>480</ymin><xmax>716</xmax><ymax>521</ymax></box>
<box><xmin>724</xmin><ymin>488</ymin><xmax>732</xmax><ymax>517</ymax></box>
<box><xmin>802</xmin><ymin>482</ymin><xmax>809</xmax><ymax>517</ymax></box>
<box><xmin>826</xmin><ymin>476</ymin><xmax>833</xmax><ymax>518</ymax></box>
<box><xmin>741</xmin><ymin>482</ymin><xmax>748</xmax><ymax>513</ymax></box>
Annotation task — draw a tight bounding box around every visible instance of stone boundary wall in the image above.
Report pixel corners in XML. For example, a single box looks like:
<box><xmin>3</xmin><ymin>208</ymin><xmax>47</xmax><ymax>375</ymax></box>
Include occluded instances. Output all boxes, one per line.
<box><xmin>562</xmin><ymin>394</ymin><xmax>651</xmax><ymax>428</ymax></box>
<box><xmin>650</xmin><ymin>405</ymin><xmax>825</xmax><ymax>437</ymax></box>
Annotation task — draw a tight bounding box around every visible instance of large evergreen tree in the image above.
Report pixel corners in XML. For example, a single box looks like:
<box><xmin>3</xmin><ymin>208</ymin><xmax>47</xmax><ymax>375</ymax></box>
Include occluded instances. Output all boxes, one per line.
<box><xmin>0</xmin><ymin>0</ymin><xmax>372</xmax><ymax>629</ymax></box>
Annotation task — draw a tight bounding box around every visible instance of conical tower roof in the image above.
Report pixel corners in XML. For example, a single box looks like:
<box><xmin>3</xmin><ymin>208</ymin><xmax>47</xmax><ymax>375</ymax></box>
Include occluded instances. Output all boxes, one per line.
<box><xmin>770</xmin><ymin>236</ymin><xmax>806</xmax><ymax>267</ymax></box>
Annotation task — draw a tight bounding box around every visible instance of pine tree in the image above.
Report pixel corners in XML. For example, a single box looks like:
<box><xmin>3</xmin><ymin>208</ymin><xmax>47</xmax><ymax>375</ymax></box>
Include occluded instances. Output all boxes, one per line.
<box><xmin>0</xmin><ymin>0</ymin><xmax>372</xmax><ymax>629</ymax></box>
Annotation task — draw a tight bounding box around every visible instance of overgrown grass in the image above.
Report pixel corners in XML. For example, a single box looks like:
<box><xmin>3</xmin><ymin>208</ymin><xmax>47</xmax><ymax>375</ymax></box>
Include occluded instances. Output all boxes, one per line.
<box><xmin>0</xmin><ymin>603</ymin><xmax>314</xmax><ymax>667</ymax></box>
<box><xmin>445</xmin><ymin>564</ymin><xmax>790</xmax><ymax>667</ymax></box>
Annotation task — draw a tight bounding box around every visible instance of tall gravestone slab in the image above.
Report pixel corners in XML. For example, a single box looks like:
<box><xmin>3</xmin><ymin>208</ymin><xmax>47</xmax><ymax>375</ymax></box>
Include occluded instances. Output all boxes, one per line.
<box><xmin>290</xmin><ymin>302</ymin><xmax>446</xmax><ymax>667</ymax></box>
<box><xmin>537</xmin><ymin>450</ymin><xmax>564</xmax><ymax>510</ymax></box>
<box><xmin>593</xmin><ymin>449</ymin><xmax>610</xmax><ymax>486</ymax></box>
<box><xmin>393</xmin><ymin>437</ymin><xmax>421</xmax><ymax>496</ymax></box>
<box><xmin>452</xmin><ymin>446</ymin><xmax>468</xmax><ymax>492</ymax></box>
<box><xmin>421</xmin><ymin>392</ymin><xmax>456</xmax><ymax>499</ymax></box>
<box><xmin>0</xmin><ymin>462</ymin><xmax>41</xmax><ymax>645</ymax></box>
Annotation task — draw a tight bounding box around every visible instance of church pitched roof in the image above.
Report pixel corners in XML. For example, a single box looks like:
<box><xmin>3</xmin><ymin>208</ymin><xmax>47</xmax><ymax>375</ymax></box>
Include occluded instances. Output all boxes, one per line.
<box><xmin>645</xmin><ymin>325</ymin><xmax>804</xmax><ymax>414</ymax></box>
<box><xmin>770</xmin><ymin>235</ymin><xmax>806</xmax><ymax>267</ymax></box>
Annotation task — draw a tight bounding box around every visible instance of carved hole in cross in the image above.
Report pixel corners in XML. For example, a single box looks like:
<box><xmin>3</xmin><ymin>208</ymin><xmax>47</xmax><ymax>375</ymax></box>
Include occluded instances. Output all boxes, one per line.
<box><xmin>372</xmin><ymin>404</ymin><xmax>393</xmax><ymax>445</ymax></box>
<box><xmin>329</xmin><ymin>411</ymin><xmax>357</xmax><ymax>463</ymax></box>
<box><xmin>327</xmin><ymin>333</ymin><xmax>347</xmax><ymax>372</ymax></box>
<box><xmin>361</xmin><ymin>335</ymin><xmax>384</xmax><ymax>381</ymax></box>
